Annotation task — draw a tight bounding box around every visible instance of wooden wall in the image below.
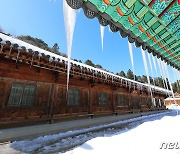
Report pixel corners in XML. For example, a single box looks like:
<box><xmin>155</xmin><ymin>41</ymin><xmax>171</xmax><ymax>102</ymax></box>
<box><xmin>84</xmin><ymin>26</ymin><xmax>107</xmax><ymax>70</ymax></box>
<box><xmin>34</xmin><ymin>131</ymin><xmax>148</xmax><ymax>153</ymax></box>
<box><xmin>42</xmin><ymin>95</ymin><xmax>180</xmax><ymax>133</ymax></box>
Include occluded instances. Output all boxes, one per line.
<box><xmin>165</xmin><ymin>99</ymin><xmax>180</xmax><ymax>106</ymax></box>
<box><xmin>0</xmin><ymin>56</ymin><xmax>167</xmax><ymax>128</ymax></box>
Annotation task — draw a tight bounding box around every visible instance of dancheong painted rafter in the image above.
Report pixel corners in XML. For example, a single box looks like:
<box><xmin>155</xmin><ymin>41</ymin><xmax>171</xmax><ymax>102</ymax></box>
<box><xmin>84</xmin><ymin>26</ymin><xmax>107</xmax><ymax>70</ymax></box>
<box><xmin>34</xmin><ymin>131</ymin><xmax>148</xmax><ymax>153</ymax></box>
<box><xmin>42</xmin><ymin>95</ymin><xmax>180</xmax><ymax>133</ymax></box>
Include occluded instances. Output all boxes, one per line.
<box><xmin>66</xmin><ymin>0</ymin><xmax>180</xmax><ymax>70</ymax></box>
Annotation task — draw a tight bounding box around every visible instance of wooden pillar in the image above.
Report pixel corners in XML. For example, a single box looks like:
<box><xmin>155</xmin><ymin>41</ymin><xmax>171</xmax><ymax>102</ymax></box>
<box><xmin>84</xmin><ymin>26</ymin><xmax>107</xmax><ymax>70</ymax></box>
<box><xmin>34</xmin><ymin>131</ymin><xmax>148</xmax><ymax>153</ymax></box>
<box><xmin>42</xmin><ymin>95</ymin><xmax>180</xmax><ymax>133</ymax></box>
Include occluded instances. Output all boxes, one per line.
<box><xmin>49</xmin><ymin>83</ymin><xmax>56</xmax><ymax>123</ymax></box>
<box><xmin>139</xmin><ymin>93</ymin><xmax>142</xmax><ymax>111</ymax></box>
<box><xmin>112</xmin><ymin>89</ymin><xmax>116</xmax><ymax>114</ymax></box>
<box><xmin>128</xmin><ymin>92</ymin><xmax>131</xmax><ymax>110</ymax></box>
<box><xmin>47</xmin><ymin>83</ymin><xmax>52</xmax><ymax>116</ymax></box>
<box><xmin>88</xmin><ymin>85</ymin><xmax>92</xmax><ymax>114</ymax></box>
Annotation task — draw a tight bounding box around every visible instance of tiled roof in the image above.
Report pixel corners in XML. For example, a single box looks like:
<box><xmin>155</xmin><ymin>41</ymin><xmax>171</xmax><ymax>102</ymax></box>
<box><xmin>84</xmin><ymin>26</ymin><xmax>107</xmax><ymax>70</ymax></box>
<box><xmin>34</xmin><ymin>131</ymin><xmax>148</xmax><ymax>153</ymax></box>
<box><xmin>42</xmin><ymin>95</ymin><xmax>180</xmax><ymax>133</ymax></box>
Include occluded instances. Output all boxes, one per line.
<box><xmin>66</xmin><ymin>0</ymin><xmax>180</xmax><ymax>70</ymax></box>
<box><xmin>0</xmin><ymin>32</ymin><xmax>172</xmax><ymax>95</ymax></box>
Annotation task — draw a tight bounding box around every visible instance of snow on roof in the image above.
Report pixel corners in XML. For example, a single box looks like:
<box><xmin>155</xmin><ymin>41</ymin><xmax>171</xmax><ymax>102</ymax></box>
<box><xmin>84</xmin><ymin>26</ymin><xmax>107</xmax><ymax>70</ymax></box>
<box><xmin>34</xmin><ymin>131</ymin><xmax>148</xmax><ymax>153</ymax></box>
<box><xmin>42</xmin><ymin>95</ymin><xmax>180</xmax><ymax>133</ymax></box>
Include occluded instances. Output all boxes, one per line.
<box><xmin>0</xmin><ymin>33</ymin><xmax>172</xmax><ymax>95</ymax></box>
<box><xmin>165</xmin><ymin>97</ymin><xmax>180</xmax><ymax>101</ymax></box>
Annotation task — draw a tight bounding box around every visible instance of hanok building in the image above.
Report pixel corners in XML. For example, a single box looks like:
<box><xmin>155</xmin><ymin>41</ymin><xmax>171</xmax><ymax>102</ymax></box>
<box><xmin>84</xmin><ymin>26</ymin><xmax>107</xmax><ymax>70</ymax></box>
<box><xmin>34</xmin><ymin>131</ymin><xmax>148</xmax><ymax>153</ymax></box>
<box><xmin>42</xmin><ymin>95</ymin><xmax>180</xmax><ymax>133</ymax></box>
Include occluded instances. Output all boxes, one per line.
<box><xmin>0</xmin><ymin>33</ymin><xmax>171</xmax><ymax>128</ymax></box>
<box><xmin>165</xmin><ymin>93</ymin><xmax>180</xmax><ymax>106</ymax></box>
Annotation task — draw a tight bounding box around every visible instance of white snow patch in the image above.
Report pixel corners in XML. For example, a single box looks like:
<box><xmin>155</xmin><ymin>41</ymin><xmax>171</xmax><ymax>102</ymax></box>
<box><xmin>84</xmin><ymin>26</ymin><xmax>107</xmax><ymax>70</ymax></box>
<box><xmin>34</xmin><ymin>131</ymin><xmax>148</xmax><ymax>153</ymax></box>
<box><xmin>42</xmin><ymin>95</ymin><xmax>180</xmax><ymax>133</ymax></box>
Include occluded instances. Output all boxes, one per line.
<box><xmin>66</xmin><ymin>112</ymin><xmax>180</xmax><ymax>154</ymax></box>
<box><xmin>0</xmin><ymin>111</ymin><xmax>179</xmax><ymax>153</ymax></box>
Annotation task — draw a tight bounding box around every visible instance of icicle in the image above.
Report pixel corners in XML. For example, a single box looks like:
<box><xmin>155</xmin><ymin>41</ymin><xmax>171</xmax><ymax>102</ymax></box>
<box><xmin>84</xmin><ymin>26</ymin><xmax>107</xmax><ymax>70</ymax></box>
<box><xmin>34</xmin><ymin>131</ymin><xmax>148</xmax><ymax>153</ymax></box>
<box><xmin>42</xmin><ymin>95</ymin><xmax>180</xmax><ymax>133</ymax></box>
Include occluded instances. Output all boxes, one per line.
<box><xmin>108</xmin><ymin>26</ymin><xmax>113</xmax><ymax>33</ymax></box>
<box><xmin>16</xmin><ymin>49</ymin><xmax>21</xmax><ymax>64</ymax></box>
<box><xmin>151</xmin><ymin>54</ymin><xmax>161</xmax><ymax>85</ymax></box>
<box><xmin>172</xmin><ymin>68</ymin><xmax>180</xmax><ymax>88</ymax></box>
<box><xmin>156</xmin><ymin>58</ymin><xmax>166</xmax><ymax>89</ymax></box>
<box><xmin>63</xmin><ymin>0</ymin><xmax>77</xmax><ymax>91</ymax></box>
<box><xmin>141</xmin><ymin>48</ymin><xmax>151</xmax><ymax>85</ymax></box>
<box><xmin>9</xmin><ymin>46</ymin><xmax>13</xmax><ymax>55</ymax></box>
<box><xmin>128</xmin><ymin>42</ymin><xmax>135</xmax><ymax>81</ymax></box>
<box><xmin>151</xmin><ymin>54</ymin><xmax>158</xmax><ymax>75</ymax></box>
<box><xmin>100</xmin><ymin>25</ymin><xmax>105</xmax><ymax>52</ymax></box>
<box><xmin>159</xmin><ymin>59</ymin><xmax>170</xmax><ymax>91</ymax></box>
<box><xmin>147</xmin><ymin>53</ymin><xmax>155</xmax><ymax>85</ymax></box>
<box><xmin>174</xmin><ymin>68</ymin><xmax>180</xmax><ymax>87</ymax></box>
<box><xmin>163</xmin><ymin>62</ymin><xmax>179</xmax><ymax>115</ymax></box>
<box><xmin>176</xmin><ymin>69</ymin><xmax>180</xmax><ymax>80</ymax></box>
<box><xmin>162</xmin><ymin>61</ymin><xmax>174</xmax><ymax>97</ymax></box>
<box><xmin>0</xmin><ymin>44</ymin><xmax>4</xmax><ymax>52</ymax></box>
<box><xmin>141</xmin><ymin>48</ymin><xmax>154</xmax><ymax>106</ymax></box>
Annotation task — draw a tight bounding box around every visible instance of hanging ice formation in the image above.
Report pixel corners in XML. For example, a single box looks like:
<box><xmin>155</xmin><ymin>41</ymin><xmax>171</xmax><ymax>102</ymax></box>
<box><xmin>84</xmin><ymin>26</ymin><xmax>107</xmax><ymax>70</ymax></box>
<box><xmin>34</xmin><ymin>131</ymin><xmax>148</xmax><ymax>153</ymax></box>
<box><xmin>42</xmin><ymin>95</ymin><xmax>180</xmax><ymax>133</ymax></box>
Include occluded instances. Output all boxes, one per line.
<box><xmin>128</xmin><ymin>42</ymin><xmax>135</xmax><ymax>81</ymax></box>
<box><xmin>63</xmin><ymin>0</ymin><xmax>77</xmax><ymax>91</ymax></box>
<box><xmin>156</xmin><ymin>57</ymin><xmax>166</xmax><ymax>89</ymax></box>
<box><xmin>141</xmin><ymin>48</ymin><xmax>155</xmax><ymax>107</ymax></box>
<box><xmin>100</xmin><ymin>25</ymin><xmax>105</xmax><ymax>52</ymax></box>
<box><xmin>161</xmin><ymin>61</ymin><xmax>174</xmax><ymax>98</ymax></box>
<box><xmin>147</xmin><ymin>53</ymin><xmax>155</xmax><ymax>85</ymax></box>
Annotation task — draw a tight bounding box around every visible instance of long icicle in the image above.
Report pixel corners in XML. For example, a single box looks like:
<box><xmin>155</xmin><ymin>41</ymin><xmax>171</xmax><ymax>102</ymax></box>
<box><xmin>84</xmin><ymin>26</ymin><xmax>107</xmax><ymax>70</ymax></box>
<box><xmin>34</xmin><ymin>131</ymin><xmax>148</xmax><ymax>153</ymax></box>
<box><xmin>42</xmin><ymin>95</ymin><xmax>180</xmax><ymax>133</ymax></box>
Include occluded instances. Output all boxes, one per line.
<box><xmin>162</xmin><ymin>61</ymin><xmax>174</xmax><ymax>97</ymax></box>
<box><xmin>172</xmin><ymin>67</ymin><xmax>180</xmax><ymax>91</ymax></box>
<box><xmin>141</xmin><ymin>48</ymin><xmax>154</xmax><ymax>107</ymax></box>
<box><xmin>174</xmin><ymin>68</ymin><xmax>180</xmax><ymax>87</ymax></box>
<box><xmin>162</xmin><ymin>62</ymin><xmax>177</xmax><ymax>115</ymax></box>
<box><xmin>147</xmin><ymin>52</ymin><xmax>155</xmax><ymax>85</ymax></box>
<box><xmin>159</xmin><ymin>59</ymin><xmax>170</xmax><ymax>91</ymax></box>
<box><xmin>63</xmin><ymin>0</ymin><xmax>77</xmax><ymax>92</ymax></box>
<box><xmin>128</xmin><ymin>42</ymin><xmax>135</xmax><ymax>81</ymax></box>
<box><xmin>151</xmin><ymin>54</ymin><xmax>158</xmax><ymax>75</ymax></box>
<box><xmin>156</xmin><ymin>58</ymin><xmax>166</xmax><ymax>89</ymax></box>
<box><xmin>100</xmin><ymin>25</ymin><xmax>105</xmax><ymax>52</ymax></box>
<box><xmin>151</xmin><ymin>54</ymin><xmax>161</xmax><ymax>86</ymax></box>
<box><xmin>159</xmin><ymin>60</ymin><xmax>171</xmax><ymax>99</ymax></box>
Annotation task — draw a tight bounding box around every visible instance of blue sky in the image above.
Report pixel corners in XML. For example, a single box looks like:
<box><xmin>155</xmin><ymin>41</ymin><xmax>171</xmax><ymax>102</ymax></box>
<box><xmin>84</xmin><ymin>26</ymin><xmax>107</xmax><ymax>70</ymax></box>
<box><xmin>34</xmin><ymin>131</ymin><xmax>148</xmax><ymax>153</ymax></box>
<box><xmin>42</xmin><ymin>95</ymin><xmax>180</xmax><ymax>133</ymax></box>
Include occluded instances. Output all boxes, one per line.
<box><xmin>0</xmin><ymin>0</ymin><xmax>177</xmax><ymax>82</ymax></box>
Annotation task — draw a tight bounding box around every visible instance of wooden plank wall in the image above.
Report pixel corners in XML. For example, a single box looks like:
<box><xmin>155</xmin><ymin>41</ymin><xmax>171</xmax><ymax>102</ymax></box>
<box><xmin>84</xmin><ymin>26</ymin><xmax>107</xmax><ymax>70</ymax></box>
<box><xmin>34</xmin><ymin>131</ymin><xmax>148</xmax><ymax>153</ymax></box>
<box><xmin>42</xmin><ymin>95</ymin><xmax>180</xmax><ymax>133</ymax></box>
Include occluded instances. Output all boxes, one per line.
<box><xmin>0</xmin><ymin>57</ymin><xmax>166</xmax><ymax>128</ymax></box>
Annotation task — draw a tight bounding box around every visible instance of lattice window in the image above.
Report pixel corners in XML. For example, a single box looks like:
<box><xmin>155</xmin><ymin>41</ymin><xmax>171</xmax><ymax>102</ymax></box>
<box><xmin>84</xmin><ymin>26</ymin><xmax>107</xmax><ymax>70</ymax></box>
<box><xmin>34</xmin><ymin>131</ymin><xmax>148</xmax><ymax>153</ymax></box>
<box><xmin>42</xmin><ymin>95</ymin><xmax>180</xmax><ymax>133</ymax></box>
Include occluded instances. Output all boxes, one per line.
<box><xmin>21</xmin><ymin>85</ymin><xmax>36</xmax><ymax>106</ymax></box>
<box><xmin>117</xmin><ymin>94</ymin><xmax>126</xmax><ymax>106</ymax></box>
<box><xmin>67</xmin><ymin>89</ymin><xmax>80</xmax><ymax>106</ymax></box>
<box><xmin>131</xmin><ymin>96</ymin><xmax>140</xmax><ymax>109</ymax></box>
<box><xmin>98</xmin><ymin>91</ymin><xmax>107</xmax><ymax>105</ymax></box>
<box><xmin>8</xmin><ymin>83</ymin><xmax>36</xmax><ymax>107</ymax></box>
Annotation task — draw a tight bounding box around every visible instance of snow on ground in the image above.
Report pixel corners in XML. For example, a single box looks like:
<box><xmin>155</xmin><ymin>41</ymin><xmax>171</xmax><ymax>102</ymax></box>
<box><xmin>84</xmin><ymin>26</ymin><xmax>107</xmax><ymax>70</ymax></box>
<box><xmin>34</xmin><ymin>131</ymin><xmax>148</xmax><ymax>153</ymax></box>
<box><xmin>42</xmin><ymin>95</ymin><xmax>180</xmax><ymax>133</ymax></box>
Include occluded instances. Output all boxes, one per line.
<box><xmin>65</xmin><ymin>107</ymin><xmax>180</xmax><ymax>154</ymax></box>
<box><xmin>0</xmin><ymin>107</ymin><xmax>180</xmax><ymax>154</ymax></box>
<box><xmin>167</xmin><ymin>104</ymin><xmax>180</xmax><ymax>110</ymax></box>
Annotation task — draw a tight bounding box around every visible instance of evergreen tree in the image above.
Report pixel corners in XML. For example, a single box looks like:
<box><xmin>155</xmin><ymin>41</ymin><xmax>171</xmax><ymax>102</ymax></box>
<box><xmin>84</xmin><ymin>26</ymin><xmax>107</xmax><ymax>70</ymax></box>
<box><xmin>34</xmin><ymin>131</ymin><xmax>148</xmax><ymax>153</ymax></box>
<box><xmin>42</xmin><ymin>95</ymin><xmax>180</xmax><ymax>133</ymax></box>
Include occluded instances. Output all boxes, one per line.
<box><xmin>17</xmin><ymin>35</ymin><xmax>50</xmax><ymax>51</ymax></box>
<box><xmin>141</xmin><ymin>75</ymin><xmax>148</xmax><ymax>83</ymax></box>
<box><xmin>119</xmin><ymin>71</ymin><xmax>126</xmax><ymax>77</ymax></box>
<box><xmin>127</xmin><ymin>69</ymin><xmax>134</xmax><ymax>80</ymax></box>
<box><xmin>85</xmin><ymin>60</ymin><xmax>95</xmax><ymax>67</ymax></box>
<box><xmin>95</xmin><ymin>64</ymin><xmax>103</xmax><ymax>69</ymax></box>
<box><xmin>172</xmin><ymin>80</ymin><xmax>180</xmax><ymax>93</ymax></box>
<box><xmin>136</xmin><ymin>76</ymin><xmax>142</xmax><ymax>82</ymax></box>
<box><xmin>51</xmin><ymin>43</ymin><xmax>59</xmax><ymax>54</ymax></box>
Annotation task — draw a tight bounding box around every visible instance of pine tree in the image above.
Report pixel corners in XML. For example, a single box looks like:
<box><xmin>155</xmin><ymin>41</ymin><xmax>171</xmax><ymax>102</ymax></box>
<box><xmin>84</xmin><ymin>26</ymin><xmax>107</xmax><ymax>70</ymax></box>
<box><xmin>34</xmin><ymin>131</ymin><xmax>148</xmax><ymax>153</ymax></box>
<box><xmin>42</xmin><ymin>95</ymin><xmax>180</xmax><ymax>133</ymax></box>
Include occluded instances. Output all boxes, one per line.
<box><xmin>51</xmin><ymin>43</ymin><xmax>59</xmax><ymax>54</ymax></box>
<box><xmin>85</xmin><ymin>60</ymin><xmax>95</xmax><ymax>67</ymax></box>
<box><xmin>127</xmin><ymin>69</ymin><xmax>134</xmax><ymax>80</ymax></box>
<box><xmin>119</xmin><ymin>71</ymin><xmax>126</xmax><ymax>77</ymax></box>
